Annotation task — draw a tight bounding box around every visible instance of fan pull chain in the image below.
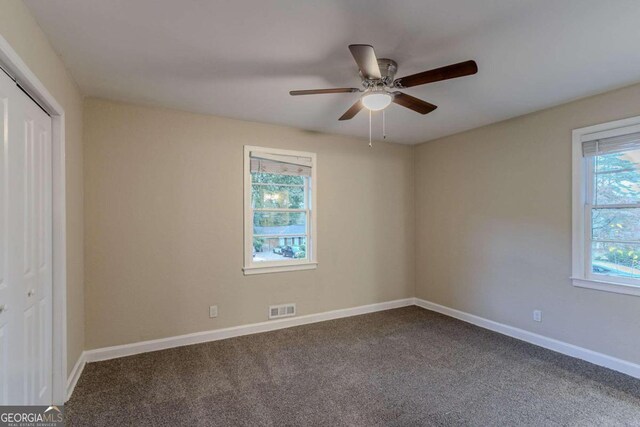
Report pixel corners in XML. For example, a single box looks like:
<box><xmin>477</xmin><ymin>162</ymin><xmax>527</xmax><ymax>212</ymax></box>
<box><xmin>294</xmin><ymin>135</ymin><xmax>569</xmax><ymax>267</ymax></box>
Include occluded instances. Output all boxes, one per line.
<box><xmin>382</xmin><ymin>109</ymin><xmax>386</xmax><ymax>140</ymax></box>
<box><xmin>369</xmin><ymin>109</ymin><xmax>372</xmax><ymax>148</ymax></box>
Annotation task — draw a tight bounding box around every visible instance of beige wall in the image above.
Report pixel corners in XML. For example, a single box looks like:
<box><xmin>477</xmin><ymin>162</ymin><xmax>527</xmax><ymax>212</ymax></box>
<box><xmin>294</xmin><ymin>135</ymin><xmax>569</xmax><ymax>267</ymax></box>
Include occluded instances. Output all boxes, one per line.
<box><xmin>4</xmin><ymin>0</ymin><xmax>640</xmax><ymax>382</ymax></box>
<box><xmin>415</xmin><ymin>83</ymin><xmax>640</xmax><ymax>364</ymax></box>
<box><xmin>9</xmin><ymin>0</ymin><xmax>638</xmax><ymax>367</ymax></box>
<box><xmin>0</xmin><ymin>1</ymin><xmax>84</xmax><ymax>375</ymax></box>
<box><xmin>83</xmin><ymin>98</ymin><xmax>415</xmax><ymax>349</ymax></box>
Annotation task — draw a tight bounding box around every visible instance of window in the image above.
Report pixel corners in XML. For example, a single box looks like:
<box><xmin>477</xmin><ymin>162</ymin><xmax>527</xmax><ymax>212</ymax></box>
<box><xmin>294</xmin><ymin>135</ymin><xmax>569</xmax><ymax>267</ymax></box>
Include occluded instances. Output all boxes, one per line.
<box><xmin>243</xmin><ymin>146</ymin><xmax>317</xmax><ymax>275</ymax></box>
<box><xmin>572</xmin><ymin>117</ymin><xmax>640</xmax><ymax>296</ymax></box>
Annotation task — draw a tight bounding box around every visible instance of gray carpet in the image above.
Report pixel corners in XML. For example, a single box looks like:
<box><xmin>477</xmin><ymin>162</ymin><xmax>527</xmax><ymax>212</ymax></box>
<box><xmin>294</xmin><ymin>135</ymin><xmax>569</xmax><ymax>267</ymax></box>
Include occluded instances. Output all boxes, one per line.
<box><xmin>66</xmin><ymin>307</ymin><xmax>640</xmax><ymax>426</ymax></box>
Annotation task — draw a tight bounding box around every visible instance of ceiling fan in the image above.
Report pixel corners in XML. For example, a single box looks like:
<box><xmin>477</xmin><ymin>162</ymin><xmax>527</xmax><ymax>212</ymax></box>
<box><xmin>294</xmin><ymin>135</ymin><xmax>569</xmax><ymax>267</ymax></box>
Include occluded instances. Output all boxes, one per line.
<box><xmin>290</xmin><ymin>44</ymin><xmax>478</xmax><ymax>121</ymax></box>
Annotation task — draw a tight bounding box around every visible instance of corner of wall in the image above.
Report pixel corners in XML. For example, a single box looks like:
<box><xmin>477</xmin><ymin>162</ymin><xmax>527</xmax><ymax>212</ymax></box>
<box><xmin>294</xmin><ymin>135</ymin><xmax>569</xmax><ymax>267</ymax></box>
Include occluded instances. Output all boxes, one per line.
<box><xmin>411</xmin><ymin>143</ymin><xmax>418</xmax><ymax>299</ymax></box>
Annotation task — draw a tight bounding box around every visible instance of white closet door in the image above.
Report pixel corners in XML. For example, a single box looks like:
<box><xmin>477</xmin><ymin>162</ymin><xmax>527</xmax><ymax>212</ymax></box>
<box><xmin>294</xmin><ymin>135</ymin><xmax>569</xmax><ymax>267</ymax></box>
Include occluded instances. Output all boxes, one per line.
<box><xmin>0</xmin><ymin>69</ymin><xmax>52</xmax><ymax>405</ymax></box>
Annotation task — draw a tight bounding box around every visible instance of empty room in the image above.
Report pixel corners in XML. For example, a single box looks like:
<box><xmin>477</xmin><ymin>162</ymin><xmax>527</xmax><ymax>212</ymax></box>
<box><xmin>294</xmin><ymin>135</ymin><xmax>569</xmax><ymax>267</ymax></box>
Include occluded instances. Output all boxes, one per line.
<box><xmin>1</xmin><ymin>0</ymin><xmax>639</xmax><ymax>425</ymax></box>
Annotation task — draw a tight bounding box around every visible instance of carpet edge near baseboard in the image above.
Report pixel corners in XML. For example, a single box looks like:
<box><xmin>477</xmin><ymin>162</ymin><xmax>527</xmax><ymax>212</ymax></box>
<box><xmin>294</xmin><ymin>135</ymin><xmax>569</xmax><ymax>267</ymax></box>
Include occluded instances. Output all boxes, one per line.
<box><xmin>414</xmin><ymin>298</ymin><xmax>640</xmax><ymax>380</ymax></box>
<box><xmin>66</xmin><ymin>297</ymin><xmax>640</xmax><ymax>401</ymax></box>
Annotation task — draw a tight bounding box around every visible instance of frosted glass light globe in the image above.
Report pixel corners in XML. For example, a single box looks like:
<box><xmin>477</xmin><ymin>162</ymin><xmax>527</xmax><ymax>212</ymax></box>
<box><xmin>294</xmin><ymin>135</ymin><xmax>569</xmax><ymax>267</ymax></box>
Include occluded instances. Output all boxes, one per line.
<box><xmin>361</xmin><ymin>92</ymin><xmax>392</xmax><ymax>111</ymax></box>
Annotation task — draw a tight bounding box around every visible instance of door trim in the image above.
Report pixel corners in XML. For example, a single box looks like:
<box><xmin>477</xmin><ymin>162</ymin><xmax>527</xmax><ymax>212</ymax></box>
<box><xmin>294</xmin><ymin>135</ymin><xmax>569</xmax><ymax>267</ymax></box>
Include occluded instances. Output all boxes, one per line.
<box><xmin>0</xmin><ymin>35</ymin><xmax>67</xmax><ymax>405</ymax></box>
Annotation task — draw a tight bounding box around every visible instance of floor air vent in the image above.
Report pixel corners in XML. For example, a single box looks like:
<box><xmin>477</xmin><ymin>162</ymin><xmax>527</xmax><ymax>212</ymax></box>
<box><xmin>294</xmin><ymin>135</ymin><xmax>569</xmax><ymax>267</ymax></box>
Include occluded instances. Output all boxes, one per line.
<box><xmin>269</xmin><ymin>303</ymin><xmax>296</xmax><ymax>319</ymax></box>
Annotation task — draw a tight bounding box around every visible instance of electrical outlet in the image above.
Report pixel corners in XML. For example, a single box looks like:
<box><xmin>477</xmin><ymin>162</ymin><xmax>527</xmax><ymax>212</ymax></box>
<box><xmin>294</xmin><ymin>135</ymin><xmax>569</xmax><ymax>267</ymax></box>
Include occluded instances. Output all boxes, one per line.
<box><xmin>533</xmin><ymin>310</ymin><xmax>542</xmax><ymax>322</ymax></box>
<box><xmin>209</xmin><ymin>305</ymin><xmax>218</xmax><ymax>318</ymax></box>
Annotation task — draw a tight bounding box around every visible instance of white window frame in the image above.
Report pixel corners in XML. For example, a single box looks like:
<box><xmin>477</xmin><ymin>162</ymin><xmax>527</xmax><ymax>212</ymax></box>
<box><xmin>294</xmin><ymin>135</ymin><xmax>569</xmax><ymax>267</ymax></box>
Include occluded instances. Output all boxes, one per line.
<box><xmin>243</xmin><ymin>145</ymin><xmax>317</xmax><ymax>275</ymax></box>
<box><xmin>572</xmin><ymin>116</ymin><xmax>640</xmax><ymax>297</ymax></box>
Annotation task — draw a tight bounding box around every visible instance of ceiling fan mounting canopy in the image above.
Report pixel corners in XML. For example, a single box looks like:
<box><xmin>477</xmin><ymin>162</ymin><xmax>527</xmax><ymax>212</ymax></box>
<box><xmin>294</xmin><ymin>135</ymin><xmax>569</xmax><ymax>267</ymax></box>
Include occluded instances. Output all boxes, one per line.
<box><xmin>289</xmin><ymin>44</ymin><xmax>478</xmax><ymax>121</ymax></box>
<box><xmin>361</xmin><ymin>58</ymin><xmax>397</xmax><ymax>87</ymax></box>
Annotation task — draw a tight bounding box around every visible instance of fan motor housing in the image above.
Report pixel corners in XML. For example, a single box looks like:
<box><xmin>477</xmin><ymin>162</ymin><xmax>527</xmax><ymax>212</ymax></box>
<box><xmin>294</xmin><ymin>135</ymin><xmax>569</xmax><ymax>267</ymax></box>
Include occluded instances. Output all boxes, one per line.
<box><xmin>377</xmin><ymin>58</ymin><xmax>398</xmax><ymax>84</ymax></box>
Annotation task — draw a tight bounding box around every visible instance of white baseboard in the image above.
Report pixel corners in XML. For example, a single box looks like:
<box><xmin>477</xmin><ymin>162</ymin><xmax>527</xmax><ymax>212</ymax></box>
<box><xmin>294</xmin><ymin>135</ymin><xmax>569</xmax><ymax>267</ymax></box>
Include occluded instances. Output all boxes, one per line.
<box><xmin>83</xmin><ymin>298</ymin><xmax>414</xmax><ymax>364</ymax></box>
<box><xmin>66</xmin><ymin>296</ymin><xmax>638</xmax><ymax>402</ymax></box>
<box><xmin>66</xmin><ymin>351</ymin><xmax>87</xmax><ymax>401</ymax></box>
<box><xmin>414</xmin><ymin>298</ymin><xmax>640</xmax><ymax>379</ymax></box>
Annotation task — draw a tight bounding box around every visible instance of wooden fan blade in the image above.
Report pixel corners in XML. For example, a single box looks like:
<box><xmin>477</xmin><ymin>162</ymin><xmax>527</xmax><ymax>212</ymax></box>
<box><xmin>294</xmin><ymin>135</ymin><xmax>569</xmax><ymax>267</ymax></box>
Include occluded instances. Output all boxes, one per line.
<box><xmin>348</xmin><ymin>44</ymin><xmax>382</xmax><ymax>80</ymax></box>
<box><xmin>339</xmin><ymin>100</ymin><xmax>364</xmax><ymax>121</ymax></box>
<box><xmin>394</xmin><ymin>60</ymin><xmax>478</xmax><ymax>88</ymax></box>
<box><xmin>392</xmin><ymin>92</ymin><xmax>437</xmax><ymax>115</ymax></box>
<box><xmin>290</xmin><ymin>88</ymin><xmax>360</xmax><ymax>96</ymax></box>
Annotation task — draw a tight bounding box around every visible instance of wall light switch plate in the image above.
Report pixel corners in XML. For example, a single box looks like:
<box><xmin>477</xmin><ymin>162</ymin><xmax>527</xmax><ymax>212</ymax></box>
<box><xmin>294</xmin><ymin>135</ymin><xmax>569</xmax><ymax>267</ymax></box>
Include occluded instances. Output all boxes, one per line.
<box><xmin>209</xmin><ymin>305</ymin><xmax>218</xmax><ymax>318</ymax></box>
<box><xmin>533</xmin><ymin>310</ymin><xmax>542</xmax><ymax>322</ymax></box>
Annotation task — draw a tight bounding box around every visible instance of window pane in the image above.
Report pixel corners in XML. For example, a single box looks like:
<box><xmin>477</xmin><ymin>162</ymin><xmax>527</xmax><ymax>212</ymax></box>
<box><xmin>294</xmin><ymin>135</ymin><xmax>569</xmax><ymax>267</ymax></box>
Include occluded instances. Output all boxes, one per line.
<box><xmin>592</xmin><ymin>242</ymin><xmax>640</xmax><ymax>279</ymax></box>
<box><xmin>251</xmin><ymin>172</ymin><xmax>304</xmax><ymax>186</ymax></box>
<box><xmin>592</xmin><ymin>208</ymin><xmax>640</xmax><ymax>241</ymax></box>
<box><xmin>253</xmin><ymin>212</ymin><xmax>306</xmax><ymax>236</ymax></box>
<box><xmin>594</xmin><ymin>150</ymin><xmax>640</xmax><ymax>205</ymax></box>
<box><xmin>252</xmin><ymin>236</ymin><xmax>308</xmax><ymax>262</ymax></box>
<box><xmin>252</xmin><ymin>184</ymin><xmax>305</xmax><ymax>209</ymax></box>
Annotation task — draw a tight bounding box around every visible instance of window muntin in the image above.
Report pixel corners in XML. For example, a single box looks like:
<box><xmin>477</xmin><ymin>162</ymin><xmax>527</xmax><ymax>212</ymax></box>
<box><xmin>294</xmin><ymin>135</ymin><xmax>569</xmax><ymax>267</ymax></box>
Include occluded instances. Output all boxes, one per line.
<box><xmin>586</xmin><ymin>147</ymin><xmax>640</xmax><ymax>282</ymax></box>
<box><xmin>244</xmin><ymin>146</ymin><xmax>316</xmax><ymax>274</ymax></box>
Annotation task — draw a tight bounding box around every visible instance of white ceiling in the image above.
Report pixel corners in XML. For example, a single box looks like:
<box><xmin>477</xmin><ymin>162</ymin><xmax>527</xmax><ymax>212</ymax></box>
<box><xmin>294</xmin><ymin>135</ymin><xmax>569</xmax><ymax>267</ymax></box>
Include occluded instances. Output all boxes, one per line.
<box><xmin>24</xmin><ymin>0</ymin><xmax>640</xmax><ymax>144</ymax></box>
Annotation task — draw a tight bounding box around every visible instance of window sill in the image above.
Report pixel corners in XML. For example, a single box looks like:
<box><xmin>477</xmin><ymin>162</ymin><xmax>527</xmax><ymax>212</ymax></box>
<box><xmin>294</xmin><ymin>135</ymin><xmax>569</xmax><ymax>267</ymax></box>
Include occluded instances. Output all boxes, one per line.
<box><xmin>571</xmin><ymin>277</ymin><xmax>640</xmax><ymax>297</ymax></box>
<box><xmin>243</xmin><ymin>262</ymin><xmax>318</xmax><ymax>276</ymax></box>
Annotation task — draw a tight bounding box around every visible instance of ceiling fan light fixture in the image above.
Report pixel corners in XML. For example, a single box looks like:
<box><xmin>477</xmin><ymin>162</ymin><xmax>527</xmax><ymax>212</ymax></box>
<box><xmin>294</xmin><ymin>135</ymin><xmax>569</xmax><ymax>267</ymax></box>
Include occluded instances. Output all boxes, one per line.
<box><xmin>290</xmin><ymin>44</ymin><xmax>477</xmax><ymax>122</ymax></box>
<box><xmin>361</xmin><ymin>91</ymin><xmax>393</xmax><ymax>111</ymax></box>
